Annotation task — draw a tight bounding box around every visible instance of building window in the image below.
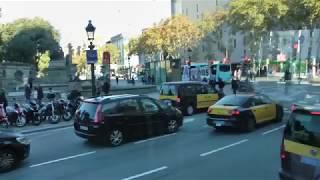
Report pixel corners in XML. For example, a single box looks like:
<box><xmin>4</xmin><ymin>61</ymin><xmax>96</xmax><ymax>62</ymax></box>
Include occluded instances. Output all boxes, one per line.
<box><xmin>234</xmin><ymin>39</ymin><xmax>237</xmax><ymax>48</ymax></box>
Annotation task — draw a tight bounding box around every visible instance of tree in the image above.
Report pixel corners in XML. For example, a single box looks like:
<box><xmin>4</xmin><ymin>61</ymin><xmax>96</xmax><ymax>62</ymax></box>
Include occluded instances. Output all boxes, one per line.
<box><xmin>0</xmin><ymin>17</ymin><xmax>61</xmax><ymax>69</ymax></box>
<box><xmin>37</xmin><ymin>51</ymin><xmax>50</xmax><ymax>77</ymax></box>
<box><xmin>198</xmin><ymin>10</ymin><xmax>228</xmax><ymax>35</ymax></box>
<box><xmin>128</xmin><ymin>37</ymin><xmax>142</xmax><ymax>56</ymax></box>
<box><xmin>99</xmin><ymin>44</ymin><xmax>120</xmax><ymax>64</ymax></box>
<box><xmin>73</xmin><ymin>51</ymin><xmax>87</xmax><ymax>75</ymax></box>
<box><xmin>228</xmin><ymin>0</ymin><xmax>288</xmax><ymax>59</ymax></box>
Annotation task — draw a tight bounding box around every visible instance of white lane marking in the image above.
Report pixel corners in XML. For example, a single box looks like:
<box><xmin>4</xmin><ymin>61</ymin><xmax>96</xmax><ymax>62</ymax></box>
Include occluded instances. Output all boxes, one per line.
<box><xmin>262</xmin><ymin>125</ymin><xmax>286</xmax><ymax>135</ymax></box>
<box><xmin>134</xmin><ymin>133</ymin><xmax>177</xmax><ymax>144</ymax></box>
<box><xmin>24</xmin><ymin>126</ymin><xmax>73</xmax><ymax>136</ymax></box>
<box><xmin>122</xmin><ymin>166</ymin><xmax>168</xmax><ymax>180</ymax></box>
<box><xmin>30</xmin><ymin>151</ymin><xmax>96</xmax><ymax>168</ymax></box>
<box><xmin>184</xmin><ymin>118</ymin><xmax>195</xmax><ymax>123</ymax></box>
<box><xmin>200</xmin><ymin>139</ymin><xmax>248</xmax><ymax>157</ymax></box>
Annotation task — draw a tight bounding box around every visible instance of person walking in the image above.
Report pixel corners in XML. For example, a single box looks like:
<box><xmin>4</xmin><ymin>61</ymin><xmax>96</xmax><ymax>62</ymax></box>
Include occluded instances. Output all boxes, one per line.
<box><xmin>116</xmin><ymin>76</ymin><xmax>119</xmax><ymax>85</ymax></box>
<box><xmin>231</xmin><ymin>77</ymin><xmax>239</xmax><ymax>95</ymax></box>
<box><xmin>24</xmin><ymin>84</ymin><xmax>31</xmax><ymax>103</ymax></box>
<box><xmin>132</xmin><ymin>77</ymin><xmax>135</xmax><ymax>86</ymax></box>
<box><xmin>0</xmin><ymin>89</ymin><xmax>8</xmax><ymax>113</ymax></box>
<box><xmin>36</xmin><ymin>84</ymin><xmax>44</xmax><ymax>105</ymax></box>
<box><xmin>217</xmin><ymin>77</ymin><xmax>225</xmax><ymax>98</ymax></box>
<box><xmin>103</xmin><ymin>80</ymin><xmax>110</xmax><ymax>95</ymax></box>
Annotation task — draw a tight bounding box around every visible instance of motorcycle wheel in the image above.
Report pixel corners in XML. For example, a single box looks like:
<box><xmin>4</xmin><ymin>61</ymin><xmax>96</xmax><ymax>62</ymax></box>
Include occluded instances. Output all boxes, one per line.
<box><xmin>15</xmin><ymin>116</ymin><xmax>27</xmax><ymax>127</ymax></box>
<box><xmin>49</xmin><ymin>114</ymin><xmax>60</xmax><ymax>124</ymax></box>
<box><xmin>62</xmin><ymin>111</ymin><xmax>72</xmax><ymax>121</ymax></box>
<box><xmin>32</xmin><ymin>116</ymin><xmax>41</xmax><ymax>126</ymax></box>
<box><xmin>0</xmin><ymin>121</ymin><xmax>9</xmax><ymax>128</ymax></box>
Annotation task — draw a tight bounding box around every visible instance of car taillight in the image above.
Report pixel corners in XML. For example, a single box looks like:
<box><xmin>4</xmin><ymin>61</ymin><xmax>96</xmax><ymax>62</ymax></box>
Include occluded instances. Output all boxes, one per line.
<box><xmin>231</xmin><ymin>109</ymin><xmax>240</xmax><ymax>115</ymax></box>
<box><xmin>207</xmin><ymin>107</ymin><xmax>212</xmax><ymax>113</ymax></box>
<box><xmin>311</xmin><ymin>112</ymin><xmax>320</xmax><ymax>115</ymax></box>
<box><xmin>94</xmin><ymin>104</ymin><xmax>103</xmax><ymax>124</ymax></box>
<box><xmin>176</xmin><ymin>97</ymin><xmax>181</xmax><ymax>103</ymax></box>
<box><xmin>291</xmin><ymin>105</ymin><xmax>296</xmax><ymax>112</ymax></box>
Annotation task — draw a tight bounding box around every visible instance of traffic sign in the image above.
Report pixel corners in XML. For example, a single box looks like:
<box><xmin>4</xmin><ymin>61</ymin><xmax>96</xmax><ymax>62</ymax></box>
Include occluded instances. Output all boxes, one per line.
<box><xmin>299</xmin><ymin>35</ymin><xmax>305</xmax><ymax>44</ymax></box>
<box><xmin>103</xmin><ymin>51</ymin><xmax>110</xmax><ymax>64</ymax></box>
<box><xmin>86</xmin><ymin>50</ymin><xmax>98</xmax><ymax>64</ymax></box>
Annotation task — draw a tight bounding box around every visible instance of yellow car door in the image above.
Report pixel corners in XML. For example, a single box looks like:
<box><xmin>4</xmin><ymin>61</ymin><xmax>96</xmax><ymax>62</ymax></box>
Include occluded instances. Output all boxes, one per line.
<box><xmin>259</xmin><ymin>95</ymin><xmax>277</xmax><ymax>121</ymax></box>
<box><xmin>249</xmin><ymin>97</ymin><xmax>267</xmax><ymax>123</ymax></box>
<box><xmin>196</xmin><ymin>84</ymin><xmax>219</xmax><ymax>109</ymax></box>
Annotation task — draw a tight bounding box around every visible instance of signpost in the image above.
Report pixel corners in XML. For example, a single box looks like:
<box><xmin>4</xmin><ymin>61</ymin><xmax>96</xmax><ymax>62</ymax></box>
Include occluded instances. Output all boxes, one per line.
<box><xmin>86</xmin><ymin>50</ymin><xmax>98</xmax><ymax>64</ymax></box>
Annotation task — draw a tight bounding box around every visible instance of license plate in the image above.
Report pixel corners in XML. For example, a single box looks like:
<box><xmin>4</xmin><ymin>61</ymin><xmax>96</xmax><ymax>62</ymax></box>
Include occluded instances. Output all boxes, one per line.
<box><xmin>215</xmin><ymin>121</ymin><xmax>224</xmax><ymax>127</ymax></box>
<box><xmin>301</xmin><ymin>157</ymin><xmax>319</xmax><ymax>166</ymax></box>
<box><xmin>79</xmin><ymin>126</ymin><xmax>88</xmax><ymax>131</ymax></box>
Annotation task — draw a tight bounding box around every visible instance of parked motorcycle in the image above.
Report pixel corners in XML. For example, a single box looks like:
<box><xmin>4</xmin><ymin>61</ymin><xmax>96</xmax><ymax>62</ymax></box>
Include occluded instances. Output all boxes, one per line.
<box><xmin>23</xmin><ymin>100</ymin><xmax>41</xmax><ymax>126</ymax></box>
<box><xmin>7</xmin><ymin>103</ymin><xmax>27</xmax><ymax>127</ymax></box>
<box><xmin>39</xmin><ymin>100</ymin><xmax>61</xmax><ymax>124</ymax></box>
<box><xmin>65</xmin><ymin>97</ymin><xmax>81</xmax><ymax>119</ymax></box>
<box><xmin>59</xmin><ymin>99</ymin><xmax>72</xmax><ymax>121</ymax></box>
<box><xmin>0</xmin><ymin>104</ymin><xmax>9</xmax><ymax>128</ymax></box>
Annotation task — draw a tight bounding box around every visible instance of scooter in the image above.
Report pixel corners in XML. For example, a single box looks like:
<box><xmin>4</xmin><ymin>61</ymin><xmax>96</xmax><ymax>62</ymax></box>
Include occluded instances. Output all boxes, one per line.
<box><xmin>0</xmin><ymin>104</ymin><xmax>9</xmax><ymax>128</ymax></box>
<box><xmin>39</xmin><ymin>99</ymin><xmax>61</xmax><ymax>124</ymax></box>
<box><xmin>59</xmin><ymin>99</ymin><xmax>72</xmax><ymax>121</ymax></box>
<box><xmin>7</xmin><ymin>103</ymin><xmax>27</xmax><ymax>127</ymax></box>
<box><xmin>23</xmin><ymin>100</ymin><xmax>41</xmax><ymax>126</ymax></box>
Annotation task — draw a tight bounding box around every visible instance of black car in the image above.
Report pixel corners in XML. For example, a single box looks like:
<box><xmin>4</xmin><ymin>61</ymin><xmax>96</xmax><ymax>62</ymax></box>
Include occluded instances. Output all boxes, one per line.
<box><xmin>74</xmin><ymin>94</ymin><xmax>183</xmax><ymax>146</ymax></box>
<box><xmin>0</xmin><ymin>130</ymin><xmax>30</xmax><ymax>172</ymax></box>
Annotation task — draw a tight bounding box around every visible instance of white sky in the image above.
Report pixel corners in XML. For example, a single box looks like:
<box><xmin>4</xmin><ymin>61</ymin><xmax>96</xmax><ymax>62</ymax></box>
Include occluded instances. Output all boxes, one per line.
<box><xmin>0</xmin><ymin>0</ymin><xmax>171</xmax><ymax>50</ymax></box>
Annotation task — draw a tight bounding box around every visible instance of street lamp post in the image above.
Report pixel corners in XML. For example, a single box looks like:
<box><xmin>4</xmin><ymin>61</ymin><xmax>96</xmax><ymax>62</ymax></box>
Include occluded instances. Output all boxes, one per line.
<box><xmin>128</xmin><ymin>56</ymin><xmax>131</xmax><ymax>79</ymax></box>
<box><xmin>85</xmin><ymin>20</ymin><xmax>96</xmax><ymax>96</ymax></box>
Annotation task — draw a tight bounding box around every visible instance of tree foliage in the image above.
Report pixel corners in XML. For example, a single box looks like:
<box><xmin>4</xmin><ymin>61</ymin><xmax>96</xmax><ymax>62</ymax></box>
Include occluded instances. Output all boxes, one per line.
<box><xmin>37</xmin><ymin>51</ymin><xmax>50</xmax><ymax>77</ymax></box>
<box><xmin>0</xmin><ymin>17</ymin><xmax>62</xmax><ymax>68</ymax></box>
<box><xmin>99</xmin><ymin>43</ymin><xmax>120</xmax><ymax>64</ymax></box>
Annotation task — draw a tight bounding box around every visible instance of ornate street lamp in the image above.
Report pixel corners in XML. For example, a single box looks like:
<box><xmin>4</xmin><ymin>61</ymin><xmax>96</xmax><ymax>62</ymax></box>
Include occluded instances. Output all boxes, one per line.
<box><xmin>85</xmin><ymin>20</ymin><xmax>96</xmax><ymax>96</ymax></box>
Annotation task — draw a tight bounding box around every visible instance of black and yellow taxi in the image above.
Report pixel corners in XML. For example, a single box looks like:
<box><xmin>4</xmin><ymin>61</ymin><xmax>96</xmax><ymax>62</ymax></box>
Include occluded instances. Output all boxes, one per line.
<box><xmin>207</xmin><ymin>94</ymin><xmax>283</xmax><ymax>131</ymax></box>
<box><xmin>279</xmin><ymin>104</ymin><xmax>320</xmax><ymax>180</ymax></box>
<box><xmin>159</xmin><ymin>81</ymin><xmax>219</xmax><ymax>116</ymax></box>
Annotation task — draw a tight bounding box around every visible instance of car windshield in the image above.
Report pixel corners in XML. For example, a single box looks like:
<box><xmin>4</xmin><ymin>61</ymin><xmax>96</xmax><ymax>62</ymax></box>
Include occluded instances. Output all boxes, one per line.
<box><xmin>160</xmin><ymin>84</ymin><xmax>178</xmax><ymax>96</ymax></box>
<box><xmin>219</xmin><ymin>65</ymin><xmax>231</xmax><ymax>72</ymax></box>
<box><xmin>285</xmin><ymin>111</ymin><xmax>320</xmax><ymax>148</ymax></box>
<box><xmin>215</xmin><ymin>96</ymin><xmax>248</xmax><ymax>106</ymax></box>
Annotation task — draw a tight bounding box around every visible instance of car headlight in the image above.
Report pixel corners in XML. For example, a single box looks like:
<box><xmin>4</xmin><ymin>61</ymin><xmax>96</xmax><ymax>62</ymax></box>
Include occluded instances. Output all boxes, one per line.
<box><xmin>16</xmin><ymin>137</ymin><xmax>30</xmax><ymax>144</ymax></box>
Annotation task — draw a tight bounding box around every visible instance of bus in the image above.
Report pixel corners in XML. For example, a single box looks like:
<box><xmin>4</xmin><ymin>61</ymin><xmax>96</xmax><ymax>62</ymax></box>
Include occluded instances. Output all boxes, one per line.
<box><xmin>211</xmin><ymin>63</ymin><xmax>232</xmax><ymax>82</ymax></box>
<box><xmin>181</xmin><ymin>62</ymin><xmax>232</xmax><ymax>82</ymax></box>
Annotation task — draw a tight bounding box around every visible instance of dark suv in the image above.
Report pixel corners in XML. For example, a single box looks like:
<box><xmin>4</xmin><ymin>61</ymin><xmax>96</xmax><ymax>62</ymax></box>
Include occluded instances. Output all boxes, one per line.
<box><xmin>74</xmin><ymin>94</ymin><xmax>183</xmax><ymax>146</ymax></box>
<box><xmin>0</xmin><ymin>130</ymin><xmax>30</xmax><ymax>172</ymax></box>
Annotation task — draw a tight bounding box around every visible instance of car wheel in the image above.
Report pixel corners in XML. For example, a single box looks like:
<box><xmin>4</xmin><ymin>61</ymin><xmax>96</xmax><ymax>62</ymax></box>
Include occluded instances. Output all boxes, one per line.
<box><xmin>167</xmin><ymin>119</ymin><xmax>178</xmax><ymax>133</ymax></box>
<box><xmin>186</xmin><ymin>105</ymin><xmax>194</xmax><ymax>116</ymax></box>
<box><xmin>275</xmin><ymin>106</ymin><xmax>283</xmax><ymax>123</ymax></box>
<box><xmin>0</xmin><ymin>149</ymin><xmax>18</xmax><ymax>172</ymax></box>
<box><xmin>246</xmin><ymin>117</ymin><xmax>256</xmax><ymax>132</ymax></box>
<box><xmin>108</xmin><ymin>129</ymin><xmax>124</xmax><ymax>147</ymax></box>
<box><xmin>15</xmin><ymin>116</ymin><xmax>26</xmax><ymax>127</ymax></box>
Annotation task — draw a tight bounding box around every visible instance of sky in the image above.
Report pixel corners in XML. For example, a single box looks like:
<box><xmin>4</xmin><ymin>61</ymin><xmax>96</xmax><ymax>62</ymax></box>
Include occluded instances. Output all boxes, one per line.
<box><xmin>0</xmin><ymin>0</ymin><xmax>171</xmax><ymax>51</ymax></box>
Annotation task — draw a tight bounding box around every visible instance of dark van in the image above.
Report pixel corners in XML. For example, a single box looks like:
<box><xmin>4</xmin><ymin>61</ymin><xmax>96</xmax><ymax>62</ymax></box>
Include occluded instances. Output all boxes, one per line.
<box><xmin>159</xmin><ymin>81</ymin><xmax>219</xmax><ymax>116</ymax></box>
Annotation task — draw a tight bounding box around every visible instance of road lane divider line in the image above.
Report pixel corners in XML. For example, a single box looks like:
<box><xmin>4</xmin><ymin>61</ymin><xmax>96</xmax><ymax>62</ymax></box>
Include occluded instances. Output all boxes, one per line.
<box><xmin>30</xmin><ymin>151</ymin><xmax>96</xmax><ymax>168</ymax></box>
<box><xmin>200</xmin><ymin>139</ymin><xmax>249</xmax><ymax>157</ymax></box>
<box><xmin>134</xmin><ymin>133</ymin><xmax>177</xmax><ymax>144</ymax></box>
<box><xmin>262</xmin><ymin>125</ymin><xmax>285</xmax><ymax>135</ymax></box>
<box><xmin>121</xmin><ymin>166</ymin><xmax>168</xmax><ymax>180</ymax></box>
<box><xmin>184</xmin><ymin>118</ymin><xmax>195</xmax><ymax>123</ymax></box>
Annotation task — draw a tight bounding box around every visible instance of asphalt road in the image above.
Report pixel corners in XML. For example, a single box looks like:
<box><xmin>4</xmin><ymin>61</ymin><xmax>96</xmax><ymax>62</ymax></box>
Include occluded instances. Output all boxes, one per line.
<box><xmin>2</xmin><ymin>81</ymin><xmax>319</xmax><ymax>180</ymax></box>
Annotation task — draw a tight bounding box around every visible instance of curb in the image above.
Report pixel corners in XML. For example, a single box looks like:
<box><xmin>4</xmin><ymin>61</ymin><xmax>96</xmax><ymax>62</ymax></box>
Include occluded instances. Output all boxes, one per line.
<box><xmin>20</xmin><ymin>123</ymin><xmax>73</xmax><ymax>135</ymax></box>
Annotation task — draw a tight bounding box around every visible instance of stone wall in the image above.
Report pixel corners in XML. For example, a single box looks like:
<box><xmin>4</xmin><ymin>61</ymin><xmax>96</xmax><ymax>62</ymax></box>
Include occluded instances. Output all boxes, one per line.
<box><xmin>0</xmin><ymin>62</ymin><xmax>32</xmax><ymax>91</ymax></box>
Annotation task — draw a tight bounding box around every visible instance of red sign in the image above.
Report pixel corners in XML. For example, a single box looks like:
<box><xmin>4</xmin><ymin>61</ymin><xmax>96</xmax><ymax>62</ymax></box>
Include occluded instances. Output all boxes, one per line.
<box><xmin>293</xmin><ymin>43</ymin><xmax>298</xmax><ymax>49</ymax></box>
<box><xmin>103</xmin><ymin>51</ymin><xmax>110</xmax><ymax>64</ymax></box>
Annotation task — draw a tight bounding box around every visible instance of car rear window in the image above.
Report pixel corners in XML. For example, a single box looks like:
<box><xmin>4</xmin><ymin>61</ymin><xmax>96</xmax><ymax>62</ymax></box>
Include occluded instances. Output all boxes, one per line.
<box><xmin>219</xmin><ymin>65</ymin><xmax>231</xmax><ymax>72</ymax></box>
<box><xmin>160</xmin><ymin>85</ymin><xmax>177</xmax><ymax>96</ymax></box>
<box><xmin>215</xmin><ymin>96</ymin><xmax>248</xmax><ymax>106</ymax></box>
<box><xmin>79</xmin><ymin>102</ymin><xmax>98</xmax><ymax>120</ymax></box>
<box><xmin>285</xmin><ymin>111</ymin><xmax>320</xmax><ymax>148</ymax></box>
